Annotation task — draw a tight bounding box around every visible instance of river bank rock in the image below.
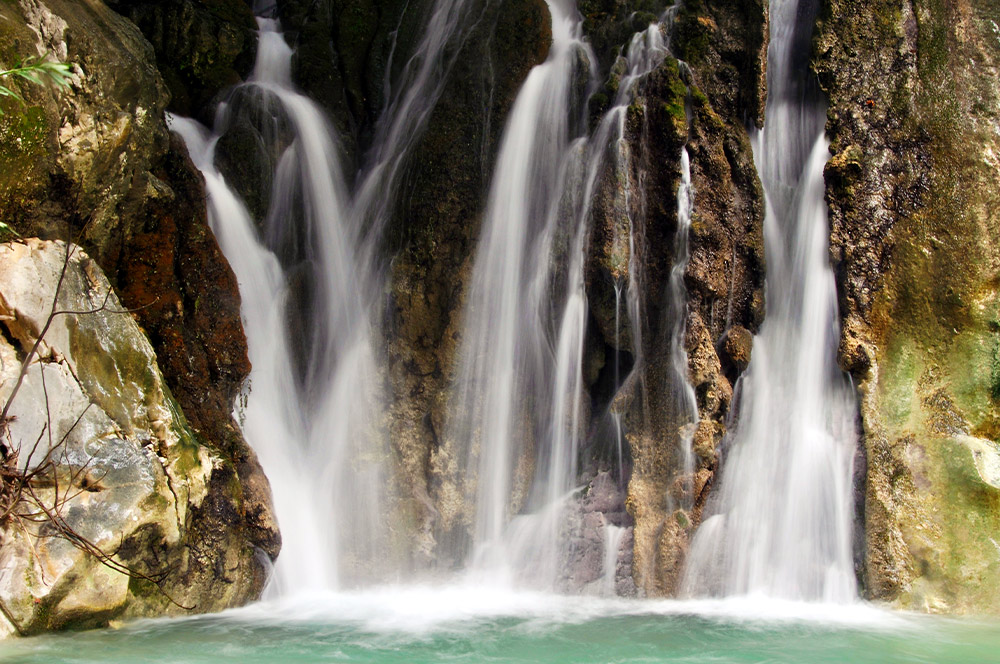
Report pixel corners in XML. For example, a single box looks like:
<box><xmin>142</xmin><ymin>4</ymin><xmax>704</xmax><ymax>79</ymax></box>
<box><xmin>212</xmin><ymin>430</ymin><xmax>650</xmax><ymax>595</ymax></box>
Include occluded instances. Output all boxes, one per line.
<box><xmin>0</xmin><ymin>0</ymin><xmax>278</xmax><ymax>632</ymax></box>
<box><xmin>0</xmin><ymin>240</ymin><xmax>264</xmax><ymax>635</ymax></box>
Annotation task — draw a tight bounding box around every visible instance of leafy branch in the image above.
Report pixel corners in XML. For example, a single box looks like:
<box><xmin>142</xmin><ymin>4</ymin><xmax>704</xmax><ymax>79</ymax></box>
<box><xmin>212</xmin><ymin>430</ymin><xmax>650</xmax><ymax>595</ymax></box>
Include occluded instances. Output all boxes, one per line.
<box><xmin>0</xmin><ymin>54</ymin><xmax>71</xmax><ymax>112</ymax></box>
<box><xmin>0</xmin><ymin>53</ymin><xmax>72</xmax><ymax>241</ymax></box>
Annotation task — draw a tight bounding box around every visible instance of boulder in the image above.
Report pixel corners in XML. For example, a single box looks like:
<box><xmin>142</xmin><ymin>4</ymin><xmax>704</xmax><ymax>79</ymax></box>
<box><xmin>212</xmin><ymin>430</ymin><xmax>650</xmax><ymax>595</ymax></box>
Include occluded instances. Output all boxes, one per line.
<box><xmin>0</xmin><ymin>240</ymin><xmax>264</xmax><ymax>635</ymax></box>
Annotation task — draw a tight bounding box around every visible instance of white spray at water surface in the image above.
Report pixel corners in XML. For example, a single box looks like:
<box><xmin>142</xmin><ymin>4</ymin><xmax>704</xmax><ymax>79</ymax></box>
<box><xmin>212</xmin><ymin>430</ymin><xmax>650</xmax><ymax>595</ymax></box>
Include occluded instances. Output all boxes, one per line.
<box><xmin>681</xmin><ymin>0</ymin><xmax>858</xmax><ymax>602</ymax></box>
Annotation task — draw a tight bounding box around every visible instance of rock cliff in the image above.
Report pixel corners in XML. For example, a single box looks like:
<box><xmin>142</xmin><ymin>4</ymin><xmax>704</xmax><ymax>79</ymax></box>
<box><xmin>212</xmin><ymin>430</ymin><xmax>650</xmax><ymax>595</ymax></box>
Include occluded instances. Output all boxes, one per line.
<box><xmin>818</xmin><ymin>0</ymin><xmax>1000</xmax><ymax>613</ymax></box>
<box><xmin>0</xmin><ymin>0</ymin><xmax>277</xmax><ymax>631</ymax></box>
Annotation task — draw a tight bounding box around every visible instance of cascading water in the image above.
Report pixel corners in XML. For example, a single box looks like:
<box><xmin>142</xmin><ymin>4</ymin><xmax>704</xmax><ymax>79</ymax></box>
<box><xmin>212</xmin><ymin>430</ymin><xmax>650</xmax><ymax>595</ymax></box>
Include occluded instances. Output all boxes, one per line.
<box><xmin>601</xmin><ymin>524</ymin><xmax>627</xmax><ymax>595</ymax></box>
<box><xmin>351</xmin><ymin>0</ymin><xmax>481</xmax><ymax>239</ymax></box>
<box><xmin>170</xmin><ymin>0</ymin><xmax>480</xmax><ymax>595</ymax></box>
<box><xmin>172</xmin><ymin>0</ymin><xmax>848</xmax><ymax>603</ymax></box>
<box><xmin>450</xmin><ymin>5</ymin><xmax>677</xmax><ymax>589</ymax></box>
<box><xmin>446</xmin><ymin>0</ymin><xmax>596</xmax><ymax>587</ymax></box>
<box><xmin>665</xmin><ymin>146</ymin><xmax>699</xmax><ymax>510</ymax></box>
<box><xmin>681</xmin><ymin>0</ymin><xmax>858</xmax><ymax>602</ymax></box>
<box><xmin>171</xmin><ymin>19</ymin><xmax>381</xmax><ymax>594</ymax></box>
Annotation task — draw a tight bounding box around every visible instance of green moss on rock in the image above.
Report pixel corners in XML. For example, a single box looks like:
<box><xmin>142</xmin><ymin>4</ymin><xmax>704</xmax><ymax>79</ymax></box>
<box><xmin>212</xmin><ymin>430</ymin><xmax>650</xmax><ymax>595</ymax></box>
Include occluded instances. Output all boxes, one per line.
<box><xmin>819</xmin><ymin>0</ymin><xmax>1000</xmax><ymax>614</ymax></box>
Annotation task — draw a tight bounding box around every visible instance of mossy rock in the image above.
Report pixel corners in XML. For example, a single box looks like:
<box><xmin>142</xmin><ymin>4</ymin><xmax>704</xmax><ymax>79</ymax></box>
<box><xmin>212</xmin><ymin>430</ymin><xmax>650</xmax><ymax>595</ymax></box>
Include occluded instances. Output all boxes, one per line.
<box><xmin>819</xmin><ymin>0</ymin><xmax>1000</xmax><ymax>614</ymax></box>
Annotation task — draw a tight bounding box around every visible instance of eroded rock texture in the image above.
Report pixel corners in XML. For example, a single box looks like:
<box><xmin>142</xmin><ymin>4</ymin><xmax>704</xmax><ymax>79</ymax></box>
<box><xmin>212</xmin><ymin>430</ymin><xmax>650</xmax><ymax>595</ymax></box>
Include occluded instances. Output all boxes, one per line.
<box><xmin>0</xmin><ymin>241</ymin><xmax>263</xmax><ymax>635</ymax></box>
<box><xmin>577</xmin><ymin>0</ymin><xmax>766</xmax><ymax>596</ymax></box>
<box><xmin>818</xmin><ymin>0</ymin><xmax>1000</xmax><ymax>613</ymax></box>
<box><xmin>0</xmin><ymin>0</ymin><xmax>277</xmax><ymax>629</ymax></box>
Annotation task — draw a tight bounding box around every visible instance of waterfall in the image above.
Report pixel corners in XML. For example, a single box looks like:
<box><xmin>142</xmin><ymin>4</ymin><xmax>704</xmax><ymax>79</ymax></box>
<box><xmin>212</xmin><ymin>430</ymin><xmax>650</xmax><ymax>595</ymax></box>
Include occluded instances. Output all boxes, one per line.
<box><xmin>446</xmin><ymin>0</ymin><xmax>595</xmax><ymax>587</ymax></box>
<box><xmin>602</xmin><ymin>524</ymin><xmax>627</xmax><ymax>595</ymax></box>
<box><xmin>665</xmin><ymin>147</ymin><xmax>699</xmax><ymax>510</ymax></box>
<box><xmin>171</xmin><ymin>19</ymin><xmax>380</xmax><ymax>594</ymax></box>
<box><xmin>450</xmin><ymin>5</ymin><xmax>676</xmax><ymax>589</ymax></box>
<box><xmin>681</xmin><ymin>0</ymin><xmax>858</xmax><ymax>602</ymax></box>
<box><xmin>170</xmin><ymin>0</ymin><xmax>479</xmax><ymax>595</ymax></box>
<box><xmin>169</xmin><ymin>0</ymin><xmax>851</xmax><ymax>602</ymax></box>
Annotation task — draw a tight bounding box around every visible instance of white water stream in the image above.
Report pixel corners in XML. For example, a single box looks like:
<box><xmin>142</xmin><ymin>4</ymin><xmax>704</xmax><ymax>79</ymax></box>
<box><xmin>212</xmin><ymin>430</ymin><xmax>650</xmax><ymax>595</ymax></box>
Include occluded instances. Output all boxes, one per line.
<box><xmin>170</xmin><ymin>19</ymin><xmax>379</xmax><ymax>594</ymax></box>
<box><xmin>666</xmin><ymin>146</ymin><xmax>699</xmax><ymax>510</ymax></box>
<box><xmin>170</xmin><ymin>1</ymin><xmax>479</xmax><ymax>595</ymax></box>
<box><xmin>447</xmin><ymin>0</ymin><xmax>595</xmax><ymax>588</ymax></box>
<box><xmin>681</xmin><ymin>0</ymin><xmax>858</xmax><ymax>602</ymax></box>
<box><xmin>452</xmin><ymin>7</ymin><xmax>682</xmax><ymax>590</ymax></box>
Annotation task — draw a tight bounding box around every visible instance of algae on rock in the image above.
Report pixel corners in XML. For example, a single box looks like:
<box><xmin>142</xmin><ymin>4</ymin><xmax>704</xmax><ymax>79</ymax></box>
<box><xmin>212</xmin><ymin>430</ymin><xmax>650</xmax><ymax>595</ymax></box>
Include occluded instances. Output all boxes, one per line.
<box><xmin>818</xmin><ymin>0</ymin><xmax>1000</xmax><ymax>614</ymax></box>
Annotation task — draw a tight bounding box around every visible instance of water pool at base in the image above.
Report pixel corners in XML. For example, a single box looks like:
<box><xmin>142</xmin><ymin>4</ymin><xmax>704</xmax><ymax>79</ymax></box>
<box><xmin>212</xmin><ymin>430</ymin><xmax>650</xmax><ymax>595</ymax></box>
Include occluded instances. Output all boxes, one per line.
<box><xmin>0</xmin><ymin>589</ymin><xmax>995</xmax><ymax>664</ymax></box>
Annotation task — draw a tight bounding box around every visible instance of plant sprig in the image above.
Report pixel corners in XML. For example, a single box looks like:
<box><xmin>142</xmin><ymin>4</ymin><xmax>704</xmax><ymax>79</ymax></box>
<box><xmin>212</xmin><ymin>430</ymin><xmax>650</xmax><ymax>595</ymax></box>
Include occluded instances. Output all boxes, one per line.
<box><xmin>0</xmin><ymin>54</ymin><xmax>72</xmax><ymax>112</ymax></box>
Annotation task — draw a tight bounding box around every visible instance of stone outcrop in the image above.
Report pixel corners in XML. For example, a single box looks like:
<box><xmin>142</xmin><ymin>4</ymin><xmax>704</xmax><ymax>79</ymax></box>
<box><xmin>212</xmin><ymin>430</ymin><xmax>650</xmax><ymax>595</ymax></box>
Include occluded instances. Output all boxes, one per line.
<box><xmin>817</xmin><ymin>0</ymin><xmax>1000</xmax><ymax>613</ymax></box>
<box><xmin>0</xmin><ymin>240</ymin><xmax>262</xmax><ymax>634</ymax></box>
<box><xmin>0</xmin><ymin>0</ymin><xmax>277</xmax><ymax>630</ymax></box>
<box><xmin>580</xmin><ymin>1</ymin><xmax>766</xmax><ymax>596</ymax></box>
<box><xmin>105</xmin><ymin>0</ymin><xmax>258</xmax><ymax>118</ymax></box>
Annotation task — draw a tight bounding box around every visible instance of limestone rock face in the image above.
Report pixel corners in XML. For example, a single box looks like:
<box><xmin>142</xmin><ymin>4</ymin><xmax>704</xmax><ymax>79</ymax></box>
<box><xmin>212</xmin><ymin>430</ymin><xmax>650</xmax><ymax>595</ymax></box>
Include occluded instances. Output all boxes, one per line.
<box><xmin>0</xmin><ymin>0</ymin><xmax>277</xmax><ymax>630</ymax></box>
<box><xmin>818</xmin><ymin>0</ymin><xmax>1000</xmax><ymax>614</ymax></box>
<box><xmin>580</xmin><ymin>2</ymin><xmax>766</xmax><ymax>596</ymax></box>
<box><xmin>0</xmin><ymin>240</ymin><xmax>261</xmax><ymax>636</ymax></box>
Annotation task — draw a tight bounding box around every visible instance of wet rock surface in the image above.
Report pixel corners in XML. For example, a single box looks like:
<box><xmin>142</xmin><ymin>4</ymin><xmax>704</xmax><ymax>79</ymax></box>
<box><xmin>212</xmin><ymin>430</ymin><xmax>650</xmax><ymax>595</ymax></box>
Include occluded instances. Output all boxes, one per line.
<box><xmin>380</xmin><ymin>0</ymin><xmax>553</xmax><ymax>567</ymax></box>
<box><xmin>818</xmin><ymin>0</ymin><xmax>1000</xmax><ymax>614</ymax></box>
<box><xmin>105</xmin><ymin>0</ymin><xmax>258</xmax><ymax>118</ymax></box>
<box><xmin>582</xmin><ymin>3</ymin><xmax>766</xmax><ymax>596</ymax></box>
<box><xmin>0</xmin><ymin>240</ymin><xmax>265</xmax><ymax>635</ymax></box>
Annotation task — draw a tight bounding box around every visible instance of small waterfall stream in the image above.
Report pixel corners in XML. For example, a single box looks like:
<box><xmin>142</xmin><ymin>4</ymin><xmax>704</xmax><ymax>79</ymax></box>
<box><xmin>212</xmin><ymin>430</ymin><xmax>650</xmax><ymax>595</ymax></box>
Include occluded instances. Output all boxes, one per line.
<box><xmin>666</xmin><ymin>146</ymin><xmax>699</xmax><ymax>510</ymax></box>
<box><xmin>681</xmin><ymin>0</ymin><xmax>858</xmax><ymax>602</ymax></box>
<box><xmin>452</xmin><ymin>6</ymin><xmax>684</xmax><ymax>590</ymax></box>
<box><xmin>170</xmin><ymin>0</ymin><xmax>481</xmax><ymax>594</ymax></box>
<box><xmin>447</xmin><ymin>0</ymin><xmax>596</xmax><ymax>587</ymax></box>
<box><xmin>171</xmin><ymin>19</ymin><xmax>381</xmax><ymax>594</ymax></box>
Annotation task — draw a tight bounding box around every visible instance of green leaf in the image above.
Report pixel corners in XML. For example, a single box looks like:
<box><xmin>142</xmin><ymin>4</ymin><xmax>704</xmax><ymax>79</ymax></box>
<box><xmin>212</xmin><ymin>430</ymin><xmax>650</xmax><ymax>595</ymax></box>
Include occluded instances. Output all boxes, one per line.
<box><xmin>15</xmin><ymin>70</ymin><xmax>43</xmax><ymax>85</ymax></box>
<box><xmin>0</xmin><ymin>53</ymin><xmax>73</xmax><ymax>94</ymax></box>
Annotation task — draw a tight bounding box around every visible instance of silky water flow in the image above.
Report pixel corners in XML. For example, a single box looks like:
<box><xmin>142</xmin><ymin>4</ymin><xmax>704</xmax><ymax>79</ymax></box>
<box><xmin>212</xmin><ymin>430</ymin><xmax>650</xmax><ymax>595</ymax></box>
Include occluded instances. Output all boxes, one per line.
<box><xmin>170</xmin><ymin>0</ymin><xmax>479</xmax><ymax>594</ymax></box>
<box><xmin>170</xmin><ymin>0</ymin><xmax>857</xmax><ymax>605</ymax></box>
<box><xmin>682</xmin><ymin>0</ymin><xmax>858</xmax><ymax>602</ymax></box>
